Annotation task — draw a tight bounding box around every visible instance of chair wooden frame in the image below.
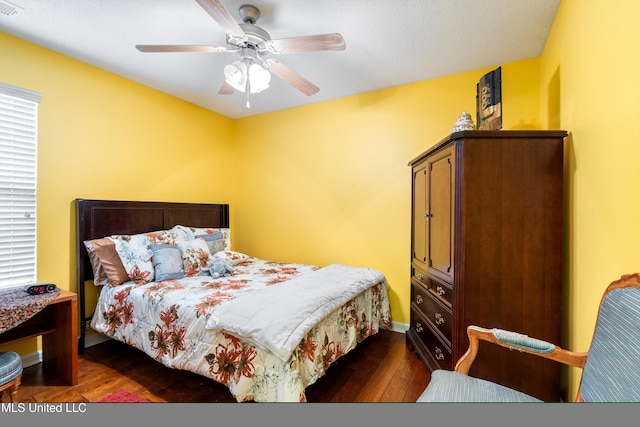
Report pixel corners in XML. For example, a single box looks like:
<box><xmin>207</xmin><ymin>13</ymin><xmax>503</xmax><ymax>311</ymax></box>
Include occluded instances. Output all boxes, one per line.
<box><xmin>0</xmin><ymin>373</ymin><xmax>21</xmax><ymax>403</ymax></box>
<box><xmin>450</xmin><ymin>273</ymin><xmax>640</xmax><ymax>402</ymax></box>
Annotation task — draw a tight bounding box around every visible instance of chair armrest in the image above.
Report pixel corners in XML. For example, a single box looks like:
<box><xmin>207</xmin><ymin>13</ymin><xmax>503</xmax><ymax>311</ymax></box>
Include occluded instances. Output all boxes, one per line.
<box><xmin>454</xmin><ymin>325</ymin><xmax>588</xmax><ymax>375</ymax></box>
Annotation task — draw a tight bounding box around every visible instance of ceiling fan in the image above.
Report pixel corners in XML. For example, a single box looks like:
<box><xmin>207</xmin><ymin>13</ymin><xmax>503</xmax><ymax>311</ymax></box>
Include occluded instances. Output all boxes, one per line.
<box><xmin>135</xmin><ymin>0</ymin><xmax>346</xmax><ymax>108</ymax></box>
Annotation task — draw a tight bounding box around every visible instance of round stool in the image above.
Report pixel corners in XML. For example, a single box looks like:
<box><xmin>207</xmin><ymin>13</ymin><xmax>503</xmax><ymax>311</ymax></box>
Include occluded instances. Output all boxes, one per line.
<box><xmin>0</xmin><ymin>351</ymin><xmax>23</xmax><ymax>403</ymax></box>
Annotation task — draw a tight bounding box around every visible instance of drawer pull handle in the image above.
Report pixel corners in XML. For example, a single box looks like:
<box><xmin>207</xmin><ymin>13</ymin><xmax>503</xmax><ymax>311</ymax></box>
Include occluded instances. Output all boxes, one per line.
<box><xmin>434</xmin><ymin>346</ymin><xmax>444</xmax><ymax>360</ymax></box>
<box><xmin>436</xmin><ymin>286</ymin><xmax>445</xmax><ymax>296</ymax></box>
<box><xmin>415</xmin><ymin>322</ymin><xmax>423</xmax><ymax>333</ymax></box>
<box><xmin>417</xmin><ymin>274</ymin><xmax>424</xmax><ymax>281</ymax></box>
<box><xmin>415</xmin><ymin>294</ymin><xmax>423</xmax><ymax>305</ymax></box>
<box><xmin>434</xmin><ymin>312</ymin><xmax>444</xmax><ymax>325</ymax></box>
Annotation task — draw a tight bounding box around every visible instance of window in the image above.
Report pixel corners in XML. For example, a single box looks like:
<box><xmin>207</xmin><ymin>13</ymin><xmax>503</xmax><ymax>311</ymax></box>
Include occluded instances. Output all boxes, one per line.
<box><xmin>0</xmin><ymin>82</ymin><xmax>41</xmax><ymax>289</ymax></box>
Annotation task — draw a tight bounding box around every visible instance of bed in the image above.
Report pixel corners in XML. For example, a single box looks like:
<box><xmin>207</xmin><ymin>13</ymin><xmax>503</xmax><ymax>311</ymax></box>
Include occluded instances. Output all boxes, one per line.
<box><xmin>75</xmin><ymin>199</ymin><xmax>391</xmax><ymax>402</ymax></box>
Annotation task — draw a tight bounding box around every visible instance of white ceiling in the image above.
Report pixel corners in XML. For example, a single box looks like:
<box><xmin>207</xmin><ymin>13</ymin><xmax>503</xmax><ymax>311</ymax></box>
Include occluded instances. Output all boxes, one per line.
<box><xmin>0</xmin><ymin>0</ymin><xmax>561</xmax><ymax>119</ymax></box>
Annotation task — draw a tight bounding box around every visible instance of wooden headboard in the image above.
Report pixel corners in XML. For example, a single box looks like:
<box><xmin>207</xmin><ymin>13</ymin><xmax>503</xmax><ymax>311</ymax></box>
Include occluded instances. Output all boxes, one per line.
<box><xmin>75</xmin><ymin>198</ymin><xmax>229</xmax><ymax>351</ymax></box>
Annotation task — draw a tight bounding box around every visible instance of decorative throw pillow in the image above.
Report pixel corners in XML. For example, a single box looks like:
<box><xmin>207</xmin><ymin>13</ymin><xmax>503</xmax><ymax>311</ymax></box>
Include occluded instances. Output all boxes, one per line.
<box><xmin>150</xmin><ymin>244</ymin><xmax>185</xmax><ymax>281</ymax></box>
<box><xmin>83</xmin><ymin>240</ymin><xmax>109</xmax><ymax>287</ymax></box>
<box><xmin>213</xmin><ymin>250</ymin><xmax>252</xmax><ymax>266</ymax></box>
<box><xmin>177</xmin><ymin>239</ymin><xmax>212</xmax><ymax>277</ymax></box>
<box><xmin>84</xmin><ymin>239</ymin><xmax>129</xmax><ymax>287</ymax></box>
<box><xmin>109</xmin><ymin>233</ymin><xmax>155</xmax><ymax>284</ymax></box>
<box><xmin>91</xmin><ymin>239</ymin><xmax>130</xmax><ymax>286</ymax></box>
<box><xmin>189</xmin><ymin>227</ymin><xmax>231</xmax><ymax>251</ymax></box>
<box><xmin>195</xmin><ymin>231</ymin><xmax>225</xmax><ymax>255</ymax></box>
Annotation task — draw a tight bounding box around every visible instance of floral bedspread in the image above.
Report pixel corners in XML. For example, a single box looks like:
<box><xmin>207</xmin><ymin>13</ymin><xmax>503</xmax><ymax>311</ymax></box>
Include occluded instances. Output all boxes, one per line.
<box><xmin>90</xmin><ymin>257</ymin><xmax>391</xmax><ymax>402</ymax></box>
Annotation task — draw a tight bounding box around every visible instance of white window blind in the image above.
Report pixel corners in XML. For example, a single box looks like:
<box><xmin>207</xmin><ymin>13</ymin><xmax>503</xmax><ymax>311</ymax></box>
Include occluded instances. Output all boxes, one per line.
<box><xmin>0</xmin><ymin>82</ymin><xmax>41</xmax><ymax>289</ymax></box>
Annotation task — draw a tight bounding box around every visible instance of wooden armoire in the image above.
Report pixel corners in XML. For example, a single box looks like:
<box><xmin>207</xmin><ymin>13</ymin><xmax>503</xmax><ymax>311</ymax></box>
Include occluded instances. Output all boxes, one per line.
<box><xmin>406</xmin><ymin>130</ymin><xmax>567</xmax><ymax>402</ymax></box>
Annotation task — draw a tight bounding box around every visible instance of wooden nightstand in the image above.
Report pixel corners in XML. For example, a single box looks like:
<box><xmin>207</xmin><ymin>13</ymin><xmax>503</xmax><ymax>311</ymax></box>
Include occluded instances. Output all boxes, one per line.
<box><xmin>0</xmin><ymin>290</ymin><xmax>78</xmax><ymax>385</ymax></box>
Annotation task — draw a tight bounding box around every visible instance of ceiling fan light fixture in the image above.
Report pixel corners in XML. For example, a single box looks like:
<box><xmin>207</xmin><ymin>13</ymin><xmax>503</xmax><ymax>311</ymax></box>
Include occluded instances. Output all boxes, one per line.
<box><xmin>223</xmin><ymin>59</ymin><xmax>270</xmax><ymax>94</ymax></box>
<box><xmin>223</xmin><ymin>60</ymin><xmax>246</xmax><ymax>90</ymax></box>
<box><xmin>248</xmin><ymin>63</ymin><xmax>271</xmax><ymax>93</ymax></box>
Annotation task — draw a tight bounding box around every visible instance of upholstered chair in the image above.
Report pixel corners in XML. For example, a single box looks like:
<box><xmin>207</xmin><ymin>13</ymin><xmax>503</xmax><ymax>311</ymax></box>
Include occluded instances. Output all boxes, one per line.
<box><xmin>417</xmin><ymin>273</ymin><xmax>640</xmax><ymax>402</ymax></box>
<box><xmin>0</xmin><ymin>351</ymin><xmax>23</xmax><ymax>403</ymax></box>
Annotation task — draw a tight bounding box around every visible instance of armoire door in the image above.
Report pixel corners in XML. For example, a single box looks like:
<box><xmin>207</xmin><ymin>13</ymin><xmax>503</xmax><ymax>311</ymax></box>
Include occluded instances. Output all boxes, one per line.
<box><xmin>426</xmin><ymin>146</ymin><xmax>454</xmax><ymax>283</ymax></box>
<box><xmin>412</xmin><ymin>162</ymin><xmax>427</xmax><ymax>270</ymax></box>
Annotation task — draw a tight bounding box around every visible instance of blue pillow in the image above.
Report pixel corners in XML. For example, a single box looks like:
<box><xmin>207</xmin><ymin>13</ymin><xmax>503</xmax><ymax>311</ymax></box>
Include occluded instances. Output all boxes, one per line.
<box><xmin>150</xmin><ymin>244</ymin><xmax>185</xmax><ymax>281</ymax></box>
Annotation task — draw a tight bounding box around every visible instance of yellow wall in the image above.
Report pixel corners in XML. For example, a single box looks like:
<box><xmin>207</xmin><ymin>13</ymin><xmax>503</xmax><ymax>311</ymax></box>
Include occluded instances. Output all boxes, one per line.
<box><xmin>232</xmin><ymin>59</ymin><xmax>541</xmax><ymax>325</ymax></box>
<box><xmin>539</xmin><ymin>0</ymin><xmax>640</xmax><ymax>400</ymax></box>
<box><xmin>1</xmin><ymin>27</ymin><xmax>541</xmax><ymax>354</ymax></box>
<box><xmin>0</xmin><ymin>32</ymin><xmax>234</xmax><ymax>353</ymax></box>
<box><xmin>0</xmin><ymin>30</ymin><xmax>541</xmax><ymax>352</ymax></box>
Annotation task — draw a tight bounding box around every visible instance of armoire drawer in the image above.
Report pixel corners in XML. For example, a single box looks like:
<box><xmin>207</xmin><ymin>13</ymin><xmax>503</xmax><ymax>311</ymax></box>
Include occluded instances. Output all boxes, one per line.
<box><xmin>411</xmin><ymin>285</ymin><xmax>452</xmax><ymax>343</ymax></box>
<box><xmin>411</xmin><ymin>265</ymin><xmax>452</xmax><ymax>307</ymax></box>
<box><xmin>411</xmin><ymin>265</ymin><xmax>429</xmax><ymax>287</ymax></box>
<box><xmin>425</xmin><ymin>276</ymin><xmax>453</xmax><ymax>307</ymax></box>
<box><xmin>410</xmin><ymin>308</ymin><xmax>452</xmax><ymax>371</ymax></box>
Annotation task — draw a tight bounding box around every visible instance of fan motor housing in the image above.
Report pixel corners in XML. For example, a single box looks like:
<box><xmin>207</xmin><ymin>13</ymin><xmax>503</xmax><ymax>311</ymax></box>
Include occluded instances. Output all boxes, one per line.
<box><xmin>239</xmin><ymin>23</ymin><xmax>270</xmax><ymax>45</ymax></box>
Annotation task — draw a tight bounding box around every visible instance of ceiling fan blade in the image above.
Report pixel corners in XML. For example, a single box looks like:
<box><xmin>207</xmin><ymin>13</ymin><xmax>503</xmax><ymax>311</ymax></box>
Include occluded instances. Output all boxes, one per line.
<box><xmin>136</xmin><ymin>45</ymin><xmax>230</xmax><ymax>53</ymax></box>
<box><xmin>195</xmin><ymin>0</ymin><xmax>245</xmax><ymax>38</ymax></box>
<box><xmin>266</xmin><ymin>59</ymin><xmax>319</xmax><ymax>96</ymax></box>
<box><xmin>266</xmin><ymin>33</ymin><xmax>346</xmax><ymax>54</ymax></box>
<box><xmin>218</xmin><ymin>80</ymin><xmax>235</xmax><ymax>95</ymax></box>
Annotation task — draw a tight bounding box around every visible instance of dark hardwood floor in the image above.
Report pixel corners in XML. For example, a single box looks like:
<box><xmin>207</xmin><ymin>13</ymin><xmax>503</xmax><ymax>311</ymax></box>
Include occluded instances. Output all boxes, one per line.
<box><xmin>14</xmin><ymin>329</ymin><xmax>430</xmax><ymax>403</ymax></box>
